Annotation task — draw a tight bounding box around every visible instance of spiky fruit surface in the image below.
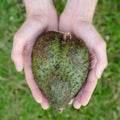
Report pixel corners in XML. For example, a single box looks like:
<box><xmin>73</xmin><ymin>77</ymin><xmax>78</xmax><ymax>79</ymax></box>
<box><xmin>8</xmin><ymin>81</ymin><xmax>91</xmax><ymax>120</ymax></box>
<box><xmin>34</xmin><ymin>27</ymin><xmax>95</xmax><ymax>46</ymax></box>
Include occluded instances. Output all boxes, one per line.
<box><xmin>32</xmin><ymin>31</ymin><xmax>90</xmax><ymax>111</ymax></box>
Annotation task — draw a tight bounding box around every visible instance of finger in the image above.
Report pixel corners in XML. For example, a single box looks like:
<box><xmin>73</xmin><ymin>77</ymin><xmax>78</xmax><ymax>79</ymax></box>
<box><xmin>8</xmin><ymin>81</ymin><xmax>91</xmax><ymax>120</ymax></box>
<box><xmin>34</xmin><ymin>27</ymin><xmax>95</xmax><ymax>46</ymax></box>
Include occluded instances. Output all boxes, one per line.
<box><xmin>23</xmin><ymin>50</ymin><xmax>43</xmax><ymax>103</ymax></box>
<box><xmin>41</xmin><ymin>93</ymin><xmax>49</xmax><ymax>110</ymax></box>
<box><xmin>80</xmin><ymin>70</ymin><xmax>97</xmax><ymax>106</ymax></box>
<box><xmin>73</xmin><ymin>90</ymin><xmax>82</xmax><ymax>109</ymax></box>
<box><xmin>24</xmin><ymin>66</ymin><xmax>43</xmax><ymax>103</ymax></box>
<box><xmin>74</xmin><ymin>69</ymin><xmax>97</xmax><ymax>107</ymax></box>
<box><xmin>94</xmin><ymin>42</ymin><xmax>108</xmax><ymax>78</ymax></box>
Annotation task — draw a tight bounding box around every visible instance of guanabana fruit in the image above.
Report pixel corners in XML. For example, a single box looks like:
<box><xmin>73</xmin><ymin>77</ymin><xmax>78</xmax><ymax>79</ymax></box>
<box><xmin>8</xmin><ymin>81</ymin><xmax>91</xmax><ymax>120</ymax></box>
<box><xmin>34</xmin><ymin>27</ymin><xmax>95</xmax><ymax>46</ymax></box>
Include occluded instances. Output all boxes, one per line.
<box><xmin>32</xmin><ymin>31</ymin><xmax>90</xmax><ymax>111</ymax></box>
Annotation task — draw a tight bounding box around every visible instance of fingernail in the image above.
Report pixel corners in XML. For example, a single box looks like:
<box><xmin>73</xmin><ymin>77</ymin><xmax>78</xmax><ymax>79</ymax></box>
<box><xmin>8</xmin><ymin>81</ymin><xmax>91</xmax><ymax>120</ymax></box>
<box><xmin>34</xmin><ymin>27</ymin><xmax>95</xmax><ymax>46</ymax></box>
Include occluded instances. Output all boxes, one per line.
<box><xmin>42</xmin><ymin>103</ymin><xmax>49</xmax><ymax>110</ymax></box>
<box><xmin>68</xmin><ymin>99</ymin><xmax>74</xmax><ymax>105</ymax></box>
<box><xmin>73</xmin><ymin>101</ymin><xmax>81</xmax><ymax>109</ymax></box>
<box><xmin>81</xmin><ymin>102</ymin><xmax>88</xmax><ymax>106</ymax></box>
<box><xmin>16</xmin><ymin>65</ymin><xmax>23</xmax><ymax>72</ymax></box>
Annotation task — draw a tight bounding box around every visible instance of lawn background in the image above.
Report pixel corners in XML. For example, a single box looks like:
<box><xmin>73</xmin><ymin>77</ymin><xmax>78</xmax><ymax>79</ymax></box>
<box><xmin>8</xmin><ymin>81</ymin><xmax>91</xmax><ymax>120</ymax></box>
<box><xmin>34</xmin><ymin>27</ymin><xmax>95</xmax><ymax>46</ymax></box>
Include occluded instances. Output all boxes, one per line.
<box><xmin>0</xmin><ymin>0</ymin><xmax>120</xmax><ymax>120</ymax></box>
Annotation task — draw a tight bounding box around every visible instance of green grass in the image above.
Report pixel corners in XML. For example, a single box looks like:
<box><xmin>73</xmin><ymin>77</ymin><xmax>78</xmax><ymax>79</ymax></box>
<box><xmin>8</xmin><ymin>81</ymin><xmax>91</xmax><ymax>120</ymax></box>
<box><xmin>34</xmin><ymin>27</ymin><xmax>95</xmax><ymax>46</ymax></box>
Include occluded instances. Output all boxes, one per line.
<box><xmin>0</xmin><ymin>0</ymin><xmax>120</xmax><ymax>120</ymax></box>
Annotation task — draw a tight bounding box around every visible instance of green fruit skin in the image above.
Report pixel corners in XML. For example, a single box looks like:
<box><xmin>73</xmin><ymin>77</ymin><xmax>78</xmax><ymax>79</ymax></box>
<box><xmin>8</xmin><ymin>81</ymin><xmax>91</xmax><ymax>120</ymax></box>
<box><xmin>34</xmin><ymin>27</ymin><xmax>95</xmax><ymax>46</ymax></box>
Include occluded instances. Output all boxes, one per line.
<box><xmin>32</xmin><ymin>31</ymin><xmax>90</xmax><ymax>111</ymax></box>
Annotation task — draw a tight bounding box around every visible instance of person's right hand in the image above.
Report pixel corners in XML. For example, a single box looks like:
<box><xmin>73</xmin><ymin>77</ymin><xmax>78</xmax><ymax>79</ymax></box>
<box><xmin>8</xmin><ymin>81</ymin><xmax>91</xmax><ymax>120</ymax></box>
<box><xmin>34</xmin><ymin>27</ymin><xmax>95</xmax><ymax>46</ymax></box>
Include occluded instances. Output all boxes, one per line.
<box><xmin>11</xmin><ymin>1</ymin><xmax>58</xmax><ymax>109</ymax></box>
<box><xmin>59</xmin><ymin>11</ymin><xmax>108</xmax><ymax>109</ymax></box>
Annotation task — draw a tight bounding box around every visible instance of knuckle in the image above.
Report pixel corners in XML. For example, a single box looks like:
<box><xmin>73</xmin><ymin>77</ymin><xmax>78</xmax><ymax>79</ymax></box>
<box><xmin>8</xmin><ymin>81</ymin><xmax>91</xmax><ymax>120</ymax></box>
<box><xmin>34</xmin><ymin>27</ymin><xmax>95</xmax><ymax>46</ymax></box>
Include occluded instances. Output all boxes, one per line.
<box><xmin>95</xmin><ymin>41</ymin><xmax>107</xmax><ymax>52</ymax></box>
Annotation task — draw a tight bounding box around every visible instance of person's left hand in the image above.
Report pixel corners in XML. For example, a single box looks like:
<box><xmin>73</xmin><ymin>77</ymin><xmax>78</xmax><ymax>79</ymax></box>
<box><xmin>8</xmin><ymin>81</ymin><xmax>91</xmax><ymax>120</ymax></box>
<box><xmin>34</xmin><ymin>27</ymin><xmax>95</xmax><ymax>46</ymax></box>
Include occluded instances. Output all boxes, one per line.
<box><xmin>59</xmin><ymin>12</ymin><xmax>108</xmax><ymax>109</ymax></box>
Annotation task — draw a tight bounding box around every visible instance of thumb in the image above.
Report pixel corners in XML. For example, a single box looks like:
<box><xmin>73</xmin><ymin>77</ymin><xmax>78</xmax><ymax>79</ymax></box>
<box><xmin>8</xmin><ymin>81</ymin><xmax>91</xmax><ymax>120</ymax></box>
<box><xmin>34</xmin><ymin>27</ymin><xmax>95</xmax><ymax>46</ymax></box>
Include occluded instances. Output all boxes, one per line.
<box><xmin>11</xmin><ymin>17</ymin><xmax>47</xmax><ymax>72</ymax></box>
<box><xmin>11</xmin><ymin>35</ymin><xmax>25</xmax><ymax>72</ymax></box>
<box><xmin>94</xmin><ymin>41</ymin><xmax>108</xmax><ymax>78</ymax></box>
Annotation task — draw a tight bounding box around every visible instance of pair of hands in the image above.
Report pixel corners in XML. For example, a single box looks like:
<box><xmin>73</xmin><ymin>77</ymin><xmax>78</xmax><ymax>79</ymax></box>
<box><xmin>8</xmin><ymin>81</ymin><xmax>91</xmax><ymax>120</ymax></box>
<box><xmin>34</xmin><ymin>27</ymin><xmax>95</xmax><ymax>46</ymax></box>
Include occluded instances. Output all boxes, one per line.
<box><xmin>11</xmin><ymin>3</ymin><xmax>108</xmax><ymax>110</ymax></box>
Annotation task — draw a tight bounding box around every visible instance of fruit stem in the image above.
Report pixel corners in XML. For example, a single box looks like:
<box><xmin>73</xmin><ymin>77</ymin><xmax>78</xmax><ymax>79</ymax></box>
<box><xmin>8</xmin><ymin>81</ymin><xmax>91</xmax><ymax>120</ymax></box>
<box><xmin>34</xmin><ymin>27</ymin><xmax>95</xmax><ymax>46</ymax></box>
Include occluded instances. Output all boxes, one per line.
<box><xmin>59</xmin><ymin>31</ymin><xmax>72</xmax><ymax>46</ymax></box>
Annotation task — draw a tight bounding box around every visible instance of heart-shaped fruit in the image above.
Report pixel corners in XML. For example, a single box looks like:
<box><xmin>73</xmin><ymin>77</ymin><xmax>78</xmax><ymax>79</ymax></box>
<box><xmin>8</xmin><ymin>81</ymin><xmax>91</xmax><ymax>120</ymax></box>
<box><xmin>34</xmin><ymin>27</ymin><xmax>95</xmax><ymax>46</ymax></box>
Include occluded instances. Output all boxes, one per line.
<box><xmin>32</xmin><ymin>31</ymin><xmax>90</xmax><ymax>111</ymax></box>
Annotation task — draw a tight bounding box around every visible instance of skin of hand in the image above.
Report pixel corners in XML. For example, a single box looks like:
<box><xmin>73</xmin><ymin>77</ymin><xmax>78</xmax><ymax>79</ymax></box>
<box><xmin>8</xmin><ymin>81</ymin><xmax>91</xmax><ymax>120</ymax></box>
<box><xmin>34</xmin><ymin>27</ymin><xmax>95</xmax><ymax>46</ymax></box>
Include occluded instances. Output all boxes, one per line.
<box><xmin>11</xmin><ymin>0</ymin><xmax>58</xmax><ymax>110</ymax></box>
<box><xmin>59</xmin><ymin>0</ymin><xmax>108</xmax><ymax>109</ymax></box>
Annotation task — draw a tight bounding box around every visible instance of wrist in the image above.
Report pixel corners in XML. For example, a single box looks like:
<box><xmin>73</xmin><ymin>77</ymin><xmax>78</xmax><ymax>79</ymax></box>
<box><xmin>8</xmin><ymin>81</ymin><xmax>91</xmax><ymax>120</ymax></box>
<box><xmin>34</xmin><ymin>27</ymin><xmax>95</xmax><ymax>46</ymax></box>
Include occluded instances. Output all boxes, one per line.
<box><xmin>61</xmin><ymin>11</ymin><xmax>93</xmax><ymax>23</ymax></box>
<box><xmin>63</xmin><ymin>0</ymin><xmax>98</xmax><ymax>22</ymax></box>
<box><xmin>24</xmin><ymin>0</ymin><xmax>55</xmax><ymax>16</ymax></box>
